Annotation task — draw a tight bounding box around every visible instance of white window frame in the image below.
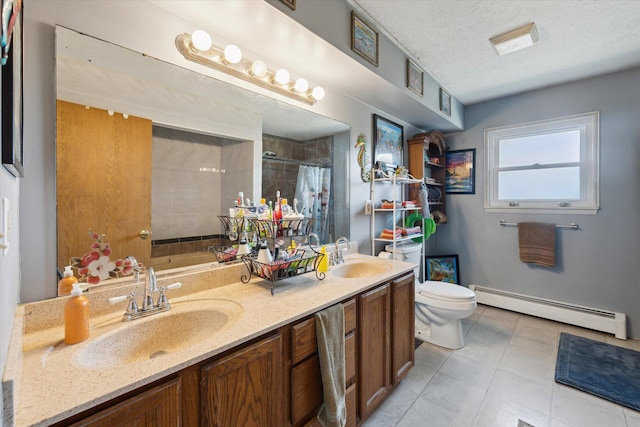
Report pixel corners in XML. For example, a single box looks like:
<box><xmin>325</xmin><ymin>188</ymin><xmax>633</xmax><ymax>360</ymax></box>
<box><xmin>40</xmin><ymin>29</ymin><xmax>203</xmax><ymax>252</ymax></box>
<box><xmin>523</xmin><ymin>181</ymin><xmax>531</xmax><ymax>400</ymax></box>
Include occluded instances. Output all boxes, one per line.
<box><xmin>484</xmin><ymin>111</ymin><xmax>599</xmax><ymax>214</ymax></box>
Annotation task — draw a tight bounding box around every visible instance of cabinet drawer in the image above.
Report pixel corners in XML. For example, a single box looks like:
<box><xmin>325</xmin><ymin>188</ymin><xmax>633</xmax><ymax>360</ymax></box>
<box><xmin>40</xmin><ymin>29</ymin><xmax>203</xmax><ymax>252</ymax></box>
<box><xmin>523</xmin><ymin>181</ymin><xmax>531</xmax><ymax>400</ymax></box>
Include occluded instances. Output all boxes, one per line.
<box><xmin>292</xmin><ymin>300</ymin><xmax>356</xmax><ymax>364</ymax></box>
<box><xmin>292</xmin><ymin>317</ymin><xmax>318</xmax><ymax>365</ymax></box>
<box><xmin>291</xmin><ymin>354</ymin><xmax>356</xmax><ymax>427</ymax></box>
<box><xmin>345</xmin><ymin>332</ymin><xmax>356</xmax><ymax>388</ymax></box>
<box><xmin>344</xmin><ymin>299</ymin><xmax>356</xmax><ymax>335</ymax></box>
<box><xmin>291</xmin><ymin>355</ymin><xmax>323</xmax><ymax>426</ymax></box>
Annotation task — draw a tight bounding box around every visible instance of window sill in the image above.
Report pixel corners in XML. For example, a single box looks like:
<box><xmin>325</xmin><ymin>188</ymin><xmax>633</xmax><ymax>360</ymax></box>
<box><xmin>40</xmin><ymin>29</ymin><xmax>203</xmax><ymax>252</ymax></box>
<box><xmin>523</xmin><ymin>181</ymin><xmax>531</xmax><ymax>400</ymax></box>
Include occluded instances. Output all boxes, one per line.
<box><xmin>484</xmin><ymin>206</ymin><xmax>599</xmax><ymax>215</ymax></box>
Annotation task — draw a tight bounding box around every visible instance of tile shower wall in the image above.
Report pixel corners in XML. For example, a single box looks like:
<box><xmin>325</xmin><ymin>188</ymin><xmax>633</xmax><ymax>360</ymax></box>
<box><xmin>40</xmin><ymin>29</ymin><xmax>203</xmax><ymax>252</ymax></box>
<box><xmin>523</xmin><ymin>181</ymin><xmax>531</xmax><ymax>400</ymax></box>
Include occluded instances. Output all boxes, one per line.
<box><xmin>151</xmin><ymin>235</ymin><xmax>227</xmax><ymax>258</ymax></box>
<box><xmin>262</xmin><ymin>134</ymin><xmax>334</xmax><ymax>242</ymax></box>
<box><xmin>152</xmin><ymin>127</ymin><xmax>224</xmax><ymax>242</ymax></box>
<box><xmin>151</xmin><ymin>127</ymin><xmax>256</xmax><ymax>257</ymax></box>
<box><xmin>262</xmin><ymin>134</ymin><xmax>332</xmax><ymax>203</ymax></box>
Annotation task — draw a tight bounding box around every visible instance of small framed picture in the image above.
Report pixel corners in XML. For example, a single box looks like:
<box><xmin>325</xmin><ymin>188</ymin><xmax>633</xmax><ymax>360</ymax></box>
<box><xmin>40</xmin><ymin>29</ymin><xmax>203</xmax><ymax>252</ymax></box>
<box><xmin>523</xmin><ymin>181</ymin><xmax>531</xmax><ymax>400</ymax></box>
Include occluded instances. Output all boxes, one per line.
<box><xmin>439</xmin><ymin>87</ymin><xmax>451</xmax><ymax>116</ymax></box>
<box><xmin>445</xmin><ymin>148</ymin><xmax>476</xmax><ymax>194</ymax></box>
<box><xmin>426</xmin><ymin>254</ymin><xmax>460</xmax><ymax>284</ymax></box>
<box><xmin>351</xmin><ymin>11</ymin><xmax>378</xmax><ymax>67</ymax></box>
<box><xmin>279</xmin><ymin>0</ymin><xmax>295</xmax><ymax>10</ymax></box>
<box><xmin>373</xmin><ymin>114</ymin><xmax>403</xmax><ymax>167</ymax></box>
<box><xmin>407</xmin><ymin>59</ymin><xmax>423</xmax><ymax>96</ymax></box>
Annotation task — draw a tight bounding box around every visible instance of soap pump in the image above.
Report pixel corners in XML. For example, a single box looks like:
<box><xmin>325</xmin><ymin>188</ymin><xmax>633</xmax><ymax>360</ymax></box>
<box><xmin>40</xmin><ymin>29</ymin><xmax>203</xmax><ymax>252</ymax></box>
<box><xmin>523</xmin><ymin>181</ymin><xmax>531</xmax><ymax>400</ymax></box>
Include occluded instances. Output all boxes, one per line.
<box><xmin>257</xmin><ymin>240</ymin><xmax>273</xmax><ymax>264</ymax></box>
<box><xmin>58</xmin><ymin>265</ymin><xmax>78</xmax><ymax>296</ymax></box>
<box><xmin>236</xmin><ymin>232</ymin><xmax>251</xmax><ymax>257</ymax></box>
<box><xmin>64</xmin><ymin>282</ymin><xmax>90</xmax><ymax>345</ymax></box>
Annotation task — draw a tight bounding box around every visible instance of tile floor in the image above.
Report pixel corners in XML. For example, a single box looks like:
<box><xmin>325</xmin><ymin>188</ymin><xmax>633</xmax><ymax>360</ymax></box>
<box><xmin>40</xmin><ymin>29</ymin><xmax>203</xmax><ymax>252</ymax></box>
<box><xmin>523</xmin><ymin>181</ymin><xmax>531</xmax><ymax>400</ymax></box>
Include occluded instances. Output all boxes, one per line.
<box><xmin>362</xmin><ymin>304</ymin><xmax>640</xmax><ymax>427</ymax></box>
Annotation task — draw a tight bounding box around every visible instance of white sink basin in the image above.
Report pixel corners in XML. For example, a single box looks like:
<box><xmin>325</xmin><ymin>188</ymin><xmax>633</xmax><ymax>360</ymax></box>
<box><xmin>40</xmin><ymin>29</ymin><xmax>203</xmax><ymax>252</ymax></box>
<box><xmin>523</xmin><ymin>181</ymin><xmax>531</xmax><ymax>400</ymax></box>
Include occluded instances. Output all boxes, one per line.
<box><xmin>73</xmin><ymin>299</ymin><xmax>243</xmax><ymax>369</ymax></box>
<box><xmin>330</xmin><ymin>259</ymin><xmax>392</xmax><ymax>279</ymax></box>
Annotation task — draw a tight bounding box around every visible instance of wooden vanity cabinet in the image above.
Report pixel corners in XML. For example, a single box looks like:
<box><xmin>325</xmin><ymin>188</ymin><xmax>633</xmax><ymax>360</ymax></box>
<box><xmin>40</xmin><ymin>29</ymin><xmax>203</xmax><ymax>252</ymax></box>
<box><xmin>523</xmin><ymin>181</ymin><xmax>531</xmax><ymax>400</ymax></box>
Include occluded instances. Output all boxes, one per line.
<box><xmin>358</xmin><ymin>273</ymin><xmax>415</xmax><ymax>423</ymax></box>
<box><xmin>54</xmin><ymin>272</ymin><xmax>414</xmax><ymax>427</ymax></box>
<box><xmin>201</xmin><ymin>332</ymin><xmax>284</xmax><ymax>427</ymax></box>
<box><xmin>407</xmin><ymin>131</ymin><xmax>447</xmax><ymax>221</ymax></box>
<box><xmin>289</xmin><ymin>298</ymin><xmax>357</xmax><ymax>427</ymax></box>
<box><xmin>57</xmin><ymin>333</ymin><xmax>283</xmax><ymax>427</ymax></box>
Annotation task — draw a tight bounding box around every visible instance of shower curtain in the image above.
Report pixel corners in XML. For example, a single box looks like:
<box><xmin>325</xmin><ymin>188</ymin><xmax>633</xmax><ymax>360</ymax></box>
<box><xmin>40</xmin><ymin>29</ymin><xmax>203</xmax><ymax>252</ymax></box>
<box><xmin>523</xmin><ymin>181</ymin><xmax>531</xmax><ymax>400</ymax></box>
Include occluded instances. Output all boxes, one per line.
<box><xmin>295</xmin><ymin>165</ymin><xmax>331</xmax><ymax>242</ymax></box>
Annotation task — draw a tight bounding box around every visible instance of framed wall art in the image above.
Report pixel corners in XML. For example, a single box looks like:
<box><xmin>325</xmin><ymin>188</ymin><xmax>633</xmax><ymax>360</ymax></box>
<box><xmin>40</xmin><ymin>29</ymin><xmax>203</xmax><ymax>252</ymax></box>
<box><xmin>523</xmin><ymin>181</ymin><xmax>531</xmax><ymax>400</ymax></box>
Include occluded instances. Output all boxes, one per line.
<box><xmin>426</xmin><ymin>254</ymin><xmax>460</xmax><ymax>284</ymax></box>
<box><xmin>439</xmin><ymin>87</ymin><xmax>451</xmax><ymax>116</ymax></box>
<box><xmin>445</xmin><ymin>148</ymin><xmax>476</xmax><ymax>194</ymax></box>
<box><xmin>373</xmin><ymin>114</ymin><xmax>403</xmax><ymax>168</ymax></box>
<box><xmin>351</xmin><ymin>11</ymin><xmax>378</xmax><ymax>67</ymax></box>
<box><xmin>1</xmin><ymin>0</ymin><xmax>24</xmax><ymax>178</ymax></box>
<box><xmin>279</xmin><ymin>0</ymin><xmax>295</xmax><ymax>10</ymax></box>
<box><xmin>407</xmin><ymin>59</ymin><xmax>423</xmax><ymax>96</ymax></box>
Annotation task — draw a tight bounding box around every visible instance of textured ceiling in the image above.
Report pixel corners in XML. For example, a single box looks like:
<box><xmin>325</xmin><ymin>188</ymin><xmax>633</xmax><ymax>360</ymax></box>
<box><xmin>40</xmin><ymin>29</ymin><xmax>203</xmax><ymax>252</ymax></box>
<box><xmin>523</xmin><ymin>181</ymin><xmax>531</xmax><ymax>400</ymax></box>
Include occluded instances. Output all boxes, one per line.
<box><xmin>352</xmin><ymin>0</ymin><xmax>640</xmax><ymax>104</ymax></box>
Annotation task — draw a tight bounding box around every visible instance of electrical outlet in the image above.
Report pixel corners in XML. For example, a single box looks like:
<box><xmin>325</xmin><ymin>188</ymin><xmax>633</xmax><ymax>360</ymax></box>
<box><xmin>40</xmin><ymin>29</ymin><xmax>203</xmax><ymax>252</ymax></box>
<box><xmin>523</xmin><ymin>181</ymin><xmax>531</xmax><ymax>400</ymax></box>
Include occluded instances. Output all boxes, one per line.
<box><xmin>365</xmin><ymin>199</ymin><xmax>372</xmax><ymax>215</ymax></box>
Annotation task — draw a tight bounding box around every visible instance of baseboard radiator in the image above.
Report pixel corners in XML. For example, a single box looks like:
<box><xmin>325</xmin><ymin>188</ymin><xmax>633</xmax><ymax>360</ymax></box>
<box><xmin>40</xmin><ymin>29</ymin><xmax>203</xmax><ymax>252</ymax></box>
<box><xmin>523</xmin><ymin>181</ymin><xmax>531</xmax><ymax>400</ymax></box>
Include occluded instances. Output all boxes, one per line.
<box><xmin>469</xmin><ymin>285</ymin><xmax>627</xmax><ymax>340</ymax></box>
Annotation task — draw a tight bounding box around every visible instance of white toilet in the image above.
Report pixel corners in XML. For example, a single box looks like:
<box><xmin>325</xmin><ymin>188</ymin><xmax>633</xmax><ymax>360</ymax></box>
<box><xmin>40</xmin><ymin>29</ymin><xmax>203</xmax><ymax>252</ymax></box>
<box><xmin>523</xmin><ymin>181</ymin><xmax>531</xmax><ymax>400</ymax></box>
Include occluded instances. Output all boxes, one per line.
<box><xmin>415</xmin><ymin>281</ymin><xmax>477</xmax><ymax>350</ymax></box>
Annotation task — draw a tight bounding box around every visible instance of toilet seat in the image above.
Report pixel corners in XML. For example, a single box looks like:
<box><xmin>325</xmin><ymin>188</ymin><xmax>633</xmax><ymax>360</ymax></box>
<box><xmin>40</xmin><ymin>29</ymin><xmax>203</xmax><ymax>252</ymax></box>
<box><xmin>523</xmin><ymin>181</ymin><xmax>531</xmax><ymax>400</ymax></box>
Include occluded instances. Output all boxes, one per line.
<box><xmin>418</xmin><ymin>281</ymin><xmax>476</xmax><ymax>302</ymax></box>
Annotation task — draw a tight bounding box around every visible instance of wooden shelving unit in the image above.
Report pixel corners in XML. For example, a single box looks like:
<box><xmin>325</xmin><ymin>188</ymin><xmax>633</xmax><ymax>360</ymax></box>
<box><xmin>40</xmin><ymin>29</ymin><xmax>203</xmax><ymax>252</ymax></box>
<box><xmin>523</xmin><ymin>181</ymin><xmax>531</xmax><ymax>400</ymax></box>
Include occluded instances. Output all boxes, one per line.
<box><xmin>407</xmin><ymin>130</ymin><xmax>447</xmax><ymax>224</ymax></box>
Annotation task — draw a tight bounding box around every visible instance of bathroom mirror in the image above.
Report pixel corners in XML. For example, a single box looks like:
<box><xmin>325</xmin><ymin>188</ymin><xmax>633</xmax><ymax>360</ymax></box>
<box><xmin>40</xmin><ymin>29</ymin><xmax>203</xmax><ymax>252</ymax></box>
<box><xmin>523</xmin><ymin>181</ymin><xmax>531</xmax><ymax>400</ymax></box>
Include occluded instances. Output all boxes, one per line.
<box><xmin>55</xmin><ymin>26</ymin><xmax>350</xmax><ymax>281</ymax></box>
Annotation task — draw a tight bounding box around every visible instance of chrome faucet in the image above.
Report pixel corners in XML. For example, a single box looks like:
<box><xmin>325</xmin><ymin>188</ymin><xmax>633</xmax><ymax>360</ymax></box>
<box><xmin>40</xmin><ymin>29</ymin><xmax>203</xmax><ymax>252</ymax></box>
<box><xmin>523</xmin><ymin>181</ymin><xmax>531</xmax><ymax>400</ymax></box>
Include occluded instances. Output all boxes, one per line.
<box><xmin>334</xmin><ymin>237</ymin><xmax>351</xmax><ymax>264</ymax></box>
<box><xmin>125</xmin><ymin>255</ymin><xmax>142</xmax><ymax>282</ymax></box>
<box><xmin>308</xmin><ymin>233</ymin><xmax>320</xmax><ymax>246</ymax></box>
<box><xmin>108</xmin><ymin>267</ymin><xmax>183</xmax><ymax>322</ymax></box>
<box><xmin>142</xmin><ymin>267</ymin><xmax>158</xmax><ymax>311</ymax></box>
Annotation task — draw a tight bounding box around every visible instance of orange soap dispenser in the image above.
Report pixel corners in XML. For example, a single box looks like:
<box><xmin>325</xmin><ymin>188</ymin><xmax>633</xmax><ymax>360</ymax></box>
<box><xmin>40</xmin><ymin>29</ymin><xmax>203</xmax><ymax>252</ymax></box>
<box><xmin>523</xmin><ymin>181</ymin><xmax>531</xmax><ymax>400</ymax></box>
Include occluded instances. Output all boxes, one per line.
<box><xmin>64</xmin><ymin>282</ymin><xmax>90</xmax><ymax>345</ymax></box>
<box><xmin>58</xmin><ymin>265</ymin><xmax>78</xmax><ymax>296</ymax></box>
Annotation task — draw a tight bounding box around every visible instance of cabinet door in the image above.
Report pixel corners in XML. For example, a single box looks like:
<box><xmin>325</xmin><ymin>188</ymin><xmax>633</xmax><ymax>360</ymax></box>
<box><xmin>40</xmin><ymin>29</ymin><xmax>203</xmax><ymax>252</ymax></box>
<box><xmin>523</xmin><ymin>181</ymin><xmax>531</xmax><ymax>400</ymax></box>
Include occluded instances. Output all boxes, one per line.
<box><xmin>69</xmin><ymin>378</ymin><xmax>181</xmax><ymax>427</ymax></box>
<box><xmin>201</xmin><ymin>333</ymin><xmax>283</xmax><ymax>427</ymax></box>
<box><xmin>358</xmin><ymin>283</ymin><xmax>391</xmax><ymax>420</ymax></box>
<box><xmin>392</xmin><ymin>274</ymin><xmax>415</xmax><ymax>384</ymax></box>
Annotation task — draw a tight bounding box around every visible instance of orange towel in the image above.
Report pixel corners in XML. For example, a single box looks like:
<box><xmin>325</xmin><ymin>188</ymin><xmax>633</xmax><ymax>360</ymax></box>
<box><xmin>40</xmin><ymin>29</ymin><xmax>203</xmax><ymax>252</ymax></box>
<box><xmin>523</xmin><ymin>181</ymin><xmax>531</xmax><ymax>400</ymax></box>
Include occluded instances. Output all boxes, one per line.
<box><xmin>518</xmin><ymin>222</ymin><xmax>556</xmax><ymax>267</ymax></box>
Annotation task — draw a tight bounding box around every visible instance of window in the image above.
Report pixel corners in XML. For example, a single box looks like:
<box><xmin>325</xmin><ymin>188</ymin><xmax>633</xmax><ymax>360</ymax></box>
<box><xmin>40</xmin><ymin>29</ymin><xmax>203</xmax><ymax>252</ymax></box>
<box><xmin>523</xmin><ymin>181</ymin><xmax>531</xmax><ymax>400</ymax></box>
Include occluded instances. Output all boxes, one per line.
<box><xmin>484</xmin><ymin>112</ymin><xmax>599</xmax><ymax>214</ymax></box>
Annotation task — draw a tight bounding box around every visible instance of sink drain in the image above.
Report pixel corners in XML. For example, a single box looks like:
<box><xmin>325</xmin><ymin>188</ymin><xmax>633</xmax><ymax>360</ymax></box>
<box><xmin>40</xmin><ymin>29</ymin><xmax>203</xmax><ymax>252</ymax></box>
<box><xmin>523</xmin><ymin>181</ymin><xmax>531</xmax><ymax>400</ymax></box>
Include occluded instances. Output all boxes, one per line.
<box><xmin>149</xmin><ymin>350</ymin><xmax>168</xmax><ymax>359</ymax></box>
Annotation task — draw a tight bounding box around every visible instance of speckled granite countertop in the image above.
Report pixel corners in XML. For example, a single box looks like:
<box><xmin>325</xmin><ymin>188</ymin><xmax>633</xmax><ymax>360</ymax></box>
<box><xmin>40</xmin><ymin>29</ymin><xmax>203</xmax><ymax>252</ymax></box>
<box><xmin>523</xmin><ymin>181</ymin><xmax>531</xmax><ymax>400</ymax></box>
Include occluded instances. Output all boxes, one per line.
<box><xmin>3</xmin><ymin>254</ymin><xmax>415</xmax><ymax>426</ymax></box>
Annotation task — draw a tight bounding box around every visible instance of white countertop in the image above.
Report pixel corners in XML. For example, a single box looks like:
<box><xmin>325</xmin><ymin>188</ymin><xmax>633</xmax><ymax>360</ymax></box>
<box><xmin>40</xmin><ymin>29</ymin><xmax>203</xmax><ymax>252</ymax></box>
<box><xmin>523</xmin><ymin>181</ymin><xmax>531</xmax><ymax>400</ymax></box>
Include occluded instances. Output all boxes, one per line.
<box><xmin>4</xmin><ymin>254</ymin><xmax>415</xmax><ymax>426</ymax></box>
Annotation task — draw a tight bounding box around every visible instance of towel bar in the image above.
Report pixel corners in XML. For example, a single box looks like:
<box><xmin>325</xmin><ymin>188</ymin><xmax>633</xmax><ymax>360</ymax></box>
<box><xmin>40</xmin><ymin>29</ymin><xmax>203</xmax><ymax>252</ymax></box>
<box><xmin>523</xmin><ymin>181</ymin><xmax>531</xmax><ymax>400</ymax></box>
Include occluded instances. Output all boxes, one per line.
<box><xmin>499</xmin><ymin>220</ymin><xmax>579</xmax><ymax>229</ymax></box>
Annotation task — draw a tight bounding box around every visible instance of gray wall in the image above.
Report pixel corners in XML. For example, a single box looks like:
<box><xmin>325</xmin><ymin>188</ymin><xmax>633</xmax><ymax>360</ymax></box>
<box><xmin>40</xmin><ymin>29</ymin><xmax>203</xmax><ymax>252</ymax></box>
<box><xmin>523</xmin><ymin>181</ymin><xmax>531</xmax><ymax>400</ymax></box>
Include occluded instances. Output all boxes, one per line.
<box><xmin>265</xmin><ymin>0</ymin><xmax>464</xmax><ymax>131</ymax></box>
<box><xmin>431</xmin><ymin>67</ymin><xmax>640</xmax><ymax>338</ymax></box>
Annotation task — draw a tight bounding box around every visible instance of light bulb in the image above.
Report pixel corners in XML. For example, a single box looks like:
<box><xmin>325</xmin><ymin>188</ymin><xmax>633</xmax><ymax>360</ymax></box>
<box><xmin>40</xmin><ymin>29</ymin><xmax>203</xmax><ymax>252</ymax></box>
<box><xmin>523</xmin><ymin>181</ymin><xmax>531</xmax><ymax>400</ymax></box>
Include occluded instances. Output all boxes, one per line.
<box><xmin>191</xmin><ymin>30</ymin><xmax>212</xmax><ymax>52</ymax></box>
<box><xmin>250</xmin><ymin>60</ymin><xmax>267</xmax><ymax>77</ymax></box>
<box><xmin>274</xmin><ymin>69</ymin><xmax>290</xmax><ymax>85</ymax></box>
<box><xmin>223</xmin><ymin>44</ymin><xmax>242</xmax><ymax>64</ymax></box>
<box><xmin>311</xmin><ymin>87</ymin><xmax>325</xmax><ymax>101</ymax></box>
<box><xmin>294</xmin><ymin>78</ymin><xmax>309</xmax><ymax>93</ymax></box>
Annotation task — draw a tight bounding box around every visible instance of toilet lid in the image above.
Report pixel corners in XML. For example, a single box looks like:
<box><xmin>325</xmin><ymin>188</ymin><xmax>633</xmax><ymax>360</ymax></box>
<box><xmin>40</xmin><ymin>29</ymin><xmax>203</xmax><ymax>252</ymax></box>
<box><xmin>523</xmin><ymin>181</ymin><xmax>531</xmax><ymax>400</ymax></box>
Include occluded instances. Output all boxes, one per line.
<box><xmin>419</xmin><ymin>281</ymin><xmax>476</xmax><ymax>301</ymax></box>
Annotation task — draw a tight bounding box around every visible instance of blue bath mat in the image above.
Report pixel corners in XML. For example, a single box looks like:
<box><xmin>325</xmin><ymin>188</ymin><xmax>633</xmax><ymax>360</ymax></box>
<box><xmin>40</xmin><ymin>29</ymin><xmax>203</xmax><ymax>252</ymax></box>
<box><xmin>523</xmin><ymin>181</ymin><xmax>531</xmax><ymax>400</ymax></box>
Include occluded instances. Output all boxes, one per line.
<box><xmin>555</xmin><ymin>332</ymin><xmax>640</xmax><ymax>411</ymax></box>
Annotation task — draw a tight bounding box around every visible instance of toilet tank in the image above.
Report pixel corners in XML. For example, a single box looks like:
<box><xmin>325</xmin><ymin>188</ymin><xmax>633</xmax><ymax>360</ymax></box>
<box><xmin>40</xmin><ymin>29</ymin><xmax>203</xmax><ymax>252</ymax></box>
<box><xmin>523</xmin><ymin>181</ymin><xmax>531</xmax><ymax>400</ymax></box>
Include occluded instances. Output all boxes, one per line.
<box><xmin>384</xmin><ymin>242</ymin><xmax>422</xmax><ymax>280</ymax></box>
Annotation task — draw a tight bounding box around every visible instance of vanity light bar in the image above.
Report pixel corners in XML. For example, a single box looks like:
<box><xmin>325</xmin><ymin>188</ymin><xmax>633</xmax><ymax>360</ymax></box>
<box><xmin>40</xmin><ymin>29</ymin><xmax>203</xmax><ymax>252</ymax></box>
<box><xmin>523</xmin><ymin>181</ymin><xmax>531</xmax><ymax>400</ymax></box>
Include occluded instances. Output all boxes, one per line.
<box><xmin>175</xmin><ymin>33</ymin><xmax>324</xmax><ymax>105</ymax></box>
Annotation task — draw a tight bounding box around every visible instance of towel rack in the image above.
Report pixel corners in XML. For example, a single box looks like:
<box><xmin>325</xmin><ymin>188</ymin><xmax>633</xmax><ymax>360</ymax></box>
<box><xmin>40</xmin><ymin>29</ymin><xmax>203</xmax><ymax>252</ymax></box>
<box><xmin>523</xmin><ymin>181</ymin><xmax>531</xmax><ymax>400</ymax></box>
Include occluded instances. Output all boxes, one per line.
<box><xmin>499</xmin><ymin>220</ymin><xmax>579</xmax><ymax>229</ymax></box>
